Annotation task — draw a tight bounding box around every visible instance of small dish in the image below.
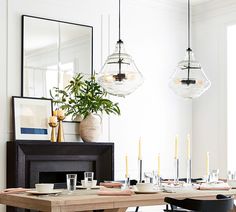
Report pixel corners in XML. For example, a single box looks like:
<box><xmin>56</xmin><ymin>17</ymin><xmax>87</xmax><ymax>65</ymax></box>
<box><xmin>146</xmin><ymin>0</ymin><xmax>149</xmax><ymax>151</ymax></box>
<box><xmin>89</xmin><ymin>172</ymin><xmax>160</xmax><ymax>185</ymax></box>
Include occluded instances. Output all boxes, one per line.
<box><xmin>76</xmin><ymin>185</ymin><xmax>101</xmax><ymax>189</ymax></box>
<box><xmin>26</xmin><ymin>189</ymin><xmax>63</xmax><ymax>195</ymax></box>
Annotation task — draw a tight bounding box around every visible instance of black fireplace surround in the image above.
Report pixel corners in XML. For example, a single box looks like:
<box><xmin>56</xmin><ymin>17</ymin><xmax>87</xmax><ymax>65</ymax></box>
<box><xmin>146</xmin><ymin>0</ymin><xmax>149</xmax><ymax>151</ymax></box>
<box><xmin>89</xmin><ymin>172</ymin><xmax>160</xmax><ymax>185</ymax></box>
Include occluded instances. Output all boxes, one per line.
<box><xmin>7</xmin><ymin>141</ymin><xmax>114</xmax><ymax>189</ymax></box>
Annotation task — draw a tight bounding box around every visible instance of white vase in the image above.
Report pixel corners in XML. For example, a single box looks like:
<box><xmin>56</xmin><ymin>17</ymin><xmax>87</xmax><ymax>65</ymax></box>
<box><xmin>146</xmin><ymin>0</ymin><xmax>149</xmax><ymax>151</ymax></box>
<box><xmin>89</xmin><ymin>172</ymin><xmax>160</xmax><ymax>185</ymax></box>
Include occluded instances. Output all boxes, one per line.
<box><xmin>79</xmin><ymin>113</ymin><xmax>102</xmax><ymax>142</ymax></box>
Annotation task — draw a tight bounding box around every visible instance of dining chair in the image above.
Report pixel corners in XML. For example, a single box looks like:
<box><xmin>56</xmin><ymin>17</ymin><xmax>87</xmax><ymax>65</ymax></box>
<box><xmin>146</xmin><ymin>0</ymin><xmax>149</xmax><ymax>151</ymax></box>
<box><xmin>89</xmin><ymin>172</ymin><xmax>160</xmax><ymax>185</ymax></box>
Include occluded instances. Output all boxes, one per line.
<box><xmin>164</xmin><ymin>194</ymin><xmax>234</xmax><ymax>212</ymax></box>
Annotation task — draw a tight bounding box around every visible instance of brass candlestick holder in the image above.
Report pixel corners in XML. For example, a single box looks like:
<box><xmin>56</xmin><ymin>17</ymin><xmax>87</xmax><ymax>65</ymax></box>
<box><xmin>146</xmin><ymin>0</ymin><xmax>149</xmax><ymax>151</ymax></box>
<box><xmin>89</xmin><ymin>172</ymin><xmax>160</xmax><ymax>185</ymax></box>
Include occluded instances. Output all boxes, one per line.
<box><xmin>48</xmin><ymin>122</ymin><xmax>58</xmax><ymax>142</ymax></box>
<box><xmin>57</xmin><ymin>115</ymin><xmax>65</xmax><ymax>142</ymax></box>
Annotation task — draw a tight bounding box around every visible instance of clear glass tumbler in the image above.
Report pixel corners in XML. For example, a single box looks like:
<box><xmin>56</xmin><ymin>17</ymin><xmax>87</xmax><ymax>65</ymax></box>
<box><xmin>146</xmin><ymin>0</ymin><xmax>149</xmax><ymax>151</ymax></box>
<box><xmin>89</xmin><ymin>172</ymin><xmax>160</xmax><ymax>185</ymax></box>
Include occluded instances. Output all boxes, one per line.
<box><xmin>144</xmin><ymin>172</ymin><xmax>153</xmax><ymax>183</ymax></box>
<box><xmin>210</xmin><ymin>169</ymin><xmax>219</xmax><ymax>182</ymax></box>
<box><xmin>84</xmin><ymin>172</ymin><xmax>94</xmax><ymax>189</ymax></box>
<box><xmin>66</xmin><ymin>174</ymin><xmax>77</xmax><ymax>192</ymax></box>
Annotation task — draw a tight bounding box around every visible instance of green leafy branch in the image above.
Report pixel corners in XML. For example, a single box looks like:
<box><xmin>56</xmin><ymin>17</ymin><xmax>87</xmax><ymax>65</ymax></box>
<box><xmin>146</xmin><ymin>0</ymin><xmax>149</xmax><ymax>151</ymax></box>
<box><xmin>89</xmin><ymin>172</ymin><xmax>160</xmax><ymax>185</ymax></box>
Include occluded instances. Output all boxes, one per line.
<box><xmin>50</xmin><ymin>73</ymin><xmax>120</xmax><ymax>120</ymax></box>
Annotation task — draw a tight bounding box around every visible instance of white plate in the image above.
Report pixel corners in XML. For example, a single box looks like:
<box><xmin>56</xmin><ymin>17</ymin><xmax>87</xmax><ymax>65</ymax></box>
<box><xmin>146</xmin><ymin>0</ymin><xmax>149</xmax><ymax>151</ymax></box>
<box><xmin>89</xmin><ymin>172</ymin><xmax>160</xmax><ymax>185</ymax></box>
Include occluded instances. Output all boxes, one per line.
<box><xmin>76</xmin><ymin>185</ymin><xmax>101</xmax><ymax>189</ymax></box>
<box><xmin>134</xmin><ymin>190</ymin><xmax>160</xmax><ymax>194</ymax></box>
<box><xmin>26</xmin><ymin>189</ymin><xmax>63</xmax><ymax>195</ymax></box>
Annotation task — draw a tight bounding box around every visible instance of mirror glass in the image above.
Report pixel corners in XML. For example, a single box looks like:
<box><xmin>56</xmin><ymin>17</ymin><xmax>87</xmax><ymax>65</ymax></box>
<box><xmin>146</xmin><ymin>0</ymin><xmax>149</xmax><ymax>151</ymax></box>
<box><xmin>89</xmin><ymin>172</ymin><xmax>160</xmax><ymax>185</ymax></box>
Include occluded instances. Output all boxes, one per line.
<box><xmin>22</xmin><ymin>15</ymin><xmax>93</xmax><ymax>100</ymax></box>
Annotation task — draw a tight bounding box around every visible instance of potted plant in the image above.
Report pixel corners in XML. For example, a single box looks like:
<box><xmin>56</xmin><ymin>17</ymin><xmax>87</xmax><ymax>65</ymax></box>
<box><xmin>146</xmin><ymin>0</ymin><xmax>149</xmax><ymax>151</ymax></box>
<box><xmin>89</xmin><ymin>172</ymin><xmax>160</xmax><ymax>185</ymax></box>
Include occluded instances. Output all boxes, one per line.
<box><xmin>51</xmin><ymin>73</ymin><xmax>120</xmax><ymax>142</ymax></box>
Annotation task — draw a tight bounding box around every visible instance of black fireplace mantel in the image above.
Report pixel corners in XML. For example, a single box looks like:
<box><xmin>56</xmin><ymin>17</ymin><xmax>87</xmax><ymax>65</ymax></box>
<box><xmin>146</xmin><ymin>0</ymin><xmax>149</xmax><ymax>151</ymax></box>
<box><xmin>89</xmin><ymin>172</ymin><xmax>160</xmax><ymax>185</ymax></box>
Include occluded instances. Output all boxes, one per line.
<box><xmin>7</xmin><ymin>141</ymin><xmax>114</xmax><ymax>189</ymax></box>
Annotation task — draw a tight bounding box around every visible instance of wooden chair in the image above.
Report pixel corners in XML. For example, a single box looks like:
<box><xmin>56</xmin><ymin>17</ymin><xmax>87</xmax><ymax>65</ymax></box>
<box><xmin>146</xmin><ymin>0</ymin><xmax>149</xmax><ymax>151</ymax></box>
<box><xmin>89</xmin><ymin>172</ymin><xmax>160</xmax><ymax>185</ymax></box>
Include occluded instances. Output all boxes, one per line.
<box><xmin>164</xmin><ymin>194</ymin><xmax>234</xmax><ymax>212</ymax></box>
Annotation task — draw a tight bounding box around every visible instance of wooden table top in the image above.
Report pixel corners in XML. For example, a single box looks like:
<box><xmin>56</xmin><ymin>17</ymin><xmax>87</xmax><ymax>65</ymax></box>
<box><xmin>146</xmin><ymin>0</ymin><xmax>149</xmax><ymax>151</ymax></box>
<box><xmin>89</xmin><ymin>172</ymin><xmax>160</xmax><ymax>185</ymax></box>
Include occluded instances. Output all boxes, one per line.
<box><xmin>1</xmin><ymin>189</ymin><xmax>236</xmax><ymax>212</ymax></box>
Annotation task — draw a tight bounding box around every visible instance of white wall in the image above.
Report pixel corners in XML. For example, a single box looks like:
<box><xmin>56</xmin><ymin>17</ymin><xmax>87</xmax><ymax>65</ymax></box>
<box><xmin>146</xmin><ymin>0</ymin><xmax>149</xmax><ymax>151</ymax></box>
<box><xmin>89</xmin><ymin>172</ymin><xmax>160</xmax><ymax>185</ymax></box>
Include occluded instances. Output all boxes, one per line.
<box><xmin>0</xmin><ymin>0</ymin><xmax>191</xmax><ymax>211</ymax></box>
<box><xmin>0</xmin><ymin>0</ymin><xmax>7</xmax><ymax>211</ymax></box>
<box><xmin>109</xmin><ymin>0</ymin><xmax>192</xmax><ymax>180</ymax></box>
<box><xmin>192</xmin><ymin>0</ymin><xmax>236</xmax><ymax>178</ymax></box>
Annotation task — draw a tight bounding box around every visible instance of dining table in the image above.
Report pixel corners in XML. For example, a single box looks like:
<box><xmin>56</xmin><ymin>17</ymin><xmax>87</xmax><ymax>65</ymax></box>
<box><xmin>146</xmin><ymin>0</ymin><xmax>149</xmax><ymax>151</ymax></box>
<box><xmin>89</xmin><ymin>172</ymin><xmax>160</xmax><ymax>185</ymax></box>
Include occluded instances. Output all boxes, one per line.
<box><xmin>1</xmin><ymin>188</ymin><xmax>236</xmax><ymax>212</ymax></box>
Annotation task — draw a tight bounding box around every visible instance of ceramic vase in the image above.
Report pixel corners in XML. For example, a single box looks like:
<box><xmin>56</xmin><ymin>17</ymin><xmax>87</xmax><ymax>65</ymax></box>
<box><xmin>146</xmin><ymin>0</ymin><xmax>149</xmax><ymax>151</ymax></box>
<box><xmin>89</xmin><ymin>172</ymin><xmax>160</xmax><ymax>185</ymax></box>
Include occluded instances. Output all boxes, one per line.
<box><xmin>79</xmin><ymin>113</ymin><xmax>102</xmax><ymax>142</ymax></box>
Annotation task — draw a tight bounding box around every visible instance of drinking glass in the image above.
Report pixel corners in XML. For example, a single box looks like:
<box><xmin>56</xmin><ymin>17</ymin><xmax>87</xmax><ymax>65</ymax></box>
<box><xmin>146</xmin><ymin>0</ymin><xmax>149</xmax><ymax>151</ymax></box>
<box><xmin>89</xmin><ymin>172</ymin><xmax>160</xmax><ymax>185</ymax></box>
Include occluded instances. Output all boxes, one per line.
<box><xmin>210</xmin><ymin>169</ymin><xmax>219</xmax><ymax>182</ymax></box>
<box><xmin>66</xmin><ymin>174</ymin><xmax>77</xmax><ymax>192</ymax></box>
<box><xmin>228</xmin><ymin>171</ymin><xmax>233</xmax><ymax>180</ymax></box>
<box><xmin>144</xmin><ymin>172</ymin><xmax>153</xmax><ymax>183</ymax></box>
<box><xmin>84</xmin><ymin>172</ymin><xmax>94</xmax><ymax>189</ymax></box>
<box><xmin>153</xmin><ymin>171</ymin><xmax>161</xmax><ymax>186</ymax></box>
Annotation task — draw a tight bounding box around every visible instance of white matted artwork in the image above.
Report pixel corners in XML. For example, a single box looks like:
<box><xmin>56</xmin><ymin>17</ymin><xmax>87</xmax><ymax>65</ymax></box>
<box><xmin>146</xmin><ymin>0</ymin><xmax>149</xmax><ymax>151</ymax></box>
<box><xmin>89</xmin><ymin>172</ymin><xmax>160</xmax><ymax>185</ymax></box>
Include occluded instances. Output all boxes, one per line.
<box><xmin>12</xmin><ymin>97</ymin><xmax>52</xmax><ymax>140</ymax></box>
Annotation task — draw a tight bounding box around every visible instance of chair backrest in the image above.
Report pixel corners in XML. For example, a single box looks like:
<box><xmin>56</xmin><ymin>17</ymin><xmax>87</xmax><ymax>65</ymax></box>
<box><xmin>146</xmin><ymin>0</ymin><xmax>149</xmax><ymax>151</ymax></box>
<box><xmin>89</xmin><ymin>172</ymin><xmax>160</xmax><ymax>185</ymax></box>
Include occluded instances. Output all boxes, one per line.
<box><xmin>164</xmin><ymin>195</ymin><xmax>234</xmax><ymax>212</ymax></box>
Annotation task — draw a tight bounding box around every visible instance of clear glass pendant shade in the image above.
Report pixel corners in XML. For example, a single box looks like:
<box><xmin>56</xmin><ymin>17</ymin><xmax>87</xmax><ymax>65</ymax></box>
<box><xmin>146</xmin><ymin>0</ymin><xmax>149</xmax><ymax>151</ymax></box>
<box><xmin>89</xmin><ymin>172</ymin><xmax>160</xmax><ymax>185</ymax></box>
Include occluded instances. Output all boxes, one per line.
<box><xmin>97</xmin><ymin>41</ymin><xmax>144</xmax><ymax>97</ymax></box>
<box><xmin>169</xmin><ymin>50</ymin><xmax>211</xmax><ymax>99</ymax></box>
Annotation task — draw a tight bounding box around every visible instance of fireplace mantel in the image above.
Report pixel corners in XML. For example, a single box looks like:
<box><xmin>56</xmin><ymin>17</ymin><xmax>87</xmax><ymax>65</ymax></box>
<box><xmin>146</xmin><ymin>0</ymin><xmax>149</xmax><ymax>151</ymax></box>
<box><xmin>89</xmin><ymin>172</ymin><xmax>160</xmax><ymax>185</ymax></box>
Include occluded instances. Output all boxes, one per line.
<box><xmin>7</xmin><ymin>141</ymin><xmax>114</xmax><ymax>189</ymax></box>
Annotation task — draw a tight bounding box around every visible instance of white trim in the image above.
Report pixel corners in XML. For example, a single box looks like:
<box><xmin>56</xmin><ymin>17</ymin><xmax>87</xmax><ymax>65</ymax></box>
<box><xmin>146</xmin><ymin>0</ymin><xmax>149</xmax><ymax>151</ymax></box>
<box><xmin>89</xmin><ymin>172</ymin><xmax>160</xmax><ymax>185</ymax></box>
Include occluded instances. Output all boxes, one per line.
<box><xmin>193</xmin><ymin>0</ymin><xmax>236</xmax><ymax>22</ymax></box>
<box><xmin>128</xmin><ymin>0</ymin><xmax>186</xmax><ymax>13</ymax></box>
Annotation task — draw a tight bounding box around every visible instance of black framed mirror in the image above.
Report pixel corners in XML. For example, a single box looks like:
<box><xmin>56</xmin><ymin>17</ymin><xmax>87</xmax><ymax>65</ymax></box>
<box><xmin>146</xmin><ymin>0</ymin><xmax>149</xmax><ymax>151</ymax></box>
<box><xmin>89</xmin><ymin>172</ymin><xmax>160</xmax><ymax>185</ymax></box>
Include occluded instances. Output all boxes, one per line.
<box><xmin>21</xmin><ymin>15</ymin><xmax>93</xmax><ymax>121</ymax></box>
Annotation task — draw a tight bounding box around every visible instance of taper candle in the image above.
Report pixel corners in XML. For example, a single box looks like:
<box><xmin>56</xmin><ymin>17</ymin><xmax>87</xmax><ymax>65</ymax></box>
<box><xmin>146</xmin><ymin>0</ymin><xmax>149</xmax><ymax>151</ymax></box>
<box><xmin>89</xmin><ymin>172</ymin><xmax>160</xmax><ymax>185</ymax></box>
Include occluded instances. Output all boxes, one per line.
<box><xmin>158</xmin><ymin>153</ymin><xmax>160</xmax><ymax>176</ymax></box>
<box><xmin>187</xmin><ymin>134</ymin><xmax>191</xmax><ymax>160</ymax></box>
<box><xmin>206</xmin><ymin>152</ymin><xmax>209</xmax><ymax>176</ymax></box>
<box><xmin>138</xmin><ymin>137</ymin><xmax>142</xmax><ymax>160</ymax></box>
<box><xmin>175</xmin><ymin>135</ymin><xmax>179</xmax><ymax>159</ymax></box>
<box><xmin>125</xmin><ymin>154</ymin><xmax>128</xmax><ymax>178</ymax></box>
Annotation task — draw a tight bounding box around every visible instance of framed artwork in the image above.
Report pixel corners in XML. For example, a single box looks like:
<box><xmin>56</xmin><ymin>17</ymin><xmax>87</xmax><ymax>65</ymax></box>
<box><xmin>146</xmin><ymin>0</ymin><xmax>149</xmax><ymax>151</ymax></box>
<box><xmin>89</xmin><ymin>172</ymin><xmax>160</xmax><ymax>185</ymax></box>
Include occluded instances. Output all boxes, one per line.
<box><xmin>12</xmin><ymin>96</ymin><xmax>52</xmax><ymax>141</ymax></box>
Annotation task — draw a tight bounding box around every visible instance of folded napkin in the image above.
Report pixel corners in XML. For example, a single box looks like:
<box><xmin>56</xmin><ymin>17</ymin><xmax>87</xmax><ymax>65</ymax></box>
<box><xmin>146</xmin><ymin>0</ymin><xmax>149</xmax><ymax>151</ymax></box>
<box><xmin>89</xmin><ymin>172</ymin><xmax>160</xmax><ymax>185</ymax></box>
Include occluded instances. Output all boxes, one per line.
<box><xmin>163</xmin><ymin>183</ymin><xmax>196</xmax><ymax>193</ymax></box>
<box><xmin>0</xmin><ymin>188</ymin><xmax>31</xmax><ymax>194</ymax></box>
<box><xmin>100</xmin><ymin>182</ymin><xmax>123</xmax><ymax>188</ymax></box>
<box><xmin>227</xmin><ymin>180</ymin><xmax>236</xmax><ymax>189</ymax></box>
<box><xmin>199</xmin><ymin>183</ymin><xmax>231</xmax><ymax>190</ymax></box>
<box><xmin>97</xmin><ymin>189</ymin><xmax>133</xmax><ymax>196</ymax></box>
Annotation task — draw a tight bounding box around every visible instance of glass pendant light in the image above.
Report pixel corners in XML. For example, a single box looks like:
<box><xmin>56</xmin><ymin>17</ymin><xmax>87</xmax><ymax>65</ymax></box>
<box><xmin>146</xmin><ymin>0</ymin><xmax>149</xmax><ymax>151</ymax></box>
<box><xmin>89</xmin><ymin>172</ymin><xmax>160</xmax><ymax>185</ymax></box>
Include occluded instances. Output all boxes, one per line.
<box><xmin>169</xmin><ymin>0</ymin><xmax>211</xmax><ymax>99</ymax></box>
<box><xmin>97</xmin><ymin>0</ymin><xmax>143</xmax><ymax>97</ymax></box>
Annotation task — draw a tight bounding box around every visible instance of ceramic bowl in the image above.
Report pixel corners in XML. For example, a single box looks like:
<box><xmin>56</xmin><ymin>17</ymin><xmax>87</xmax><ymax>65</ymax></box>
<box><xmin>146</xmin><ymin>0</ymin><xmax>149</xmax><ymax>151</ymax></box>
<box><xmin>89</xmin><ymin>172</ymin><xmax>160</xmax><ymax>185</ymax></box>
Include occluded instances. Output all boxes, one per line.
<box><xmin>81</xmin><ymin>180</ymin><xmax>97</xmax><ymax>188</ymax></box>
<box><xmin>35</xmin><ymin>183</ymin><xmax>54</xmax><ymax>193</ymax></box>
<box><xmin>135</xmin><ymin>183</ymin><xmax>154</xmax><ymax>192</ymax></box>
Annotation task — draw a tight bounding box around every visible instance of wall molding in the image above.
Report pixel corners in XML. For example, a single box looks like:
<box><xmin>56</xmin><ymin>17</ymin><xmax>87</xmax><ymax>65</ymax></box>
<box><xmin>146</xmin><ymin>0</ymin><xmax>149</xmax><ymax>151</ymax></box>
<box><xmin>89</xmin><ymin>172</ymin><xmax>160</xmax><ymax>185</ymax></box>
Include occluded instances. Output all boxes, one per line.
<box><xmin>193</xmin><ymin>0</ymin><xmax>236</xmax><ymax>22</ymax></box>
<box><xmin>129</xmin><ymin>0</ymin><xmax>186</xmax><ymax>14</ymax></box>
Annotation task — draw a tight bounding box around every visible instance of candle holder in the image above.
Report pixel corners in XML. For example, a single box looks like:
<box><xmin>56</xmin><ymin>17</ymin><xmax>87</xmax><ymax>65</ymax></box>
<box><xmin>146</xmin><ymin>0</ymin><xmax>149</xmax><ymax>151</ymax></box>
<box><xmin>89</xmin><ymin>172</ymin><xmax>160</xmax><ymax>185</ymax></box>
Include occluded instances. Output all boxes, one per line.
<box><xmin>157</xmin><ymin>175</ymin><xmax>161</xmax><ymax>187</ymax></box>
<box><xmin>186</xmin><ymin>159</ymin><xmax>192</xmax><ymax>184</ymax></box>
<box><xmin>174</xmin><ymin>158</ymin><xmax>179</xmax><ymax>184</ymax></box>
<box><xmin>123</xmin><ymin>176</ymin><xmax>130</xmax><ymax>189</ymax></box>
<box><xmin>48</xmin><ymin>122</ymin><xmax>58</xmax><ymax>142</ymax></box>
<box><xmin>138</xmin><ymin>159</ymin><xmax>143</xmax><ymax>183</ymax></box>
<box><xmin>205</xmin><ymin>174</ymin><xmax>210</xmax><ymax>183</ymax></box>
<box><xmin>57</xmin><ymin>115</ymin><xmax>65</xmax><ymax>142</ymax></box>
<box><xmin>153</xmin><ymin>171</ymin><xmax>161</xmax><ymax>187</ymax></box>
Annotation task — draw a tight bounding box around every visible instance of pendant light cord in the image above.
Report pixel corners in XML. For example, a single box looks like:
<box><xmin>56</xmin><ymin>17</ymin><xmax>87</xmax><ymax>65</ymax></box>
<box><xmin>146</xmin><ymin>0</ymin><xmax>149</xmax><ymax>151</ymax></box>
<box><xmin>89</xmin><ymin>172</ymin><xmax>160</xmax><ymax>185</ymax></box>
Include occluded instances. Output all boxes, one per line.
<box><xmin>187</xmin><ymin>0</ymin><xmax>191</xmax><ymax>83</ymax></box>
<box><xmin>118</xmin><ymin>0</ymin><xmax>121</xmax><ymax>74</ymax></box>
<box><xmin>188</xmin><ymin>0</ymin><xmax>191</xmax><ymax>50</ymax></box>
<box><xmin>119</xmin><ymin>0</ymin><xmax>121</xmax><ymax>42</ymax></box>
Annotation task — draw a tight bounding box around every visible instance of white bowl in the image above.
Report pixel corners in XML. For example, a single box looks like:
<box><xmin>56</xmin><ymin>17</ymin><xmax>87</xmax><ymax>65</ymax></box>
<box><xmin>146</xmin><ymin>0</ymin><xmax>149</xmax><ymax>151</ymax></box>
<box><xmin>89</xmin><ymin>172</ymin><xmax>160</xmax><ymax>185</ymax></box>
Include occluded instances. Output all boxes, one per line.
<box><xmin>35</xmin><ymin>183</ymin><xmax>54</xmax><ymax>193</ymax></box>
<box><xmin>135</xmin><ymin>183</ymin><xmax>154</xmax><ymax>192</ymax></box>
<box><xmin>81</xmin><ymin>180</ymin><xmax>97</xmax><ymax>188</ymax></box>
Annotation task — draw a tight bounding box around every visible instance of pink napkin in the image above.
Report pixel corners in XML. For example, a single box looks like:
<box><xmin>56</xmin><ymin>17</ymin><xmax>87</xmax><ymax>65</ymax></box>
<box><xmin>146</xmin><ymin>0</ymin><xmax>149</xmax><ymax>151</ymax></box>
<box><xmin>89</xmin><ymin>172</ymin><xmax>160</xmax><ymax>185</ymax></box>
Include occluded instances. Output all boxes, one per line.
<box><xmin>100</xmin><ymin>182</ymin><xmax>123</xmax><ymax>188</ymax></box>
<box><xmin>0</xmin><ymin>188</ymin><xmax>31</xmax><ymax>194</ymax></box>
<box><xmin>97</xmin><ymin>189</ymin><xmax>133</xmax><ymax>196</ymax></box>
<box><xmin>199</xmin><ymin>183</ymin><xmax>231</xmax><ymax>191</ymax></box>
